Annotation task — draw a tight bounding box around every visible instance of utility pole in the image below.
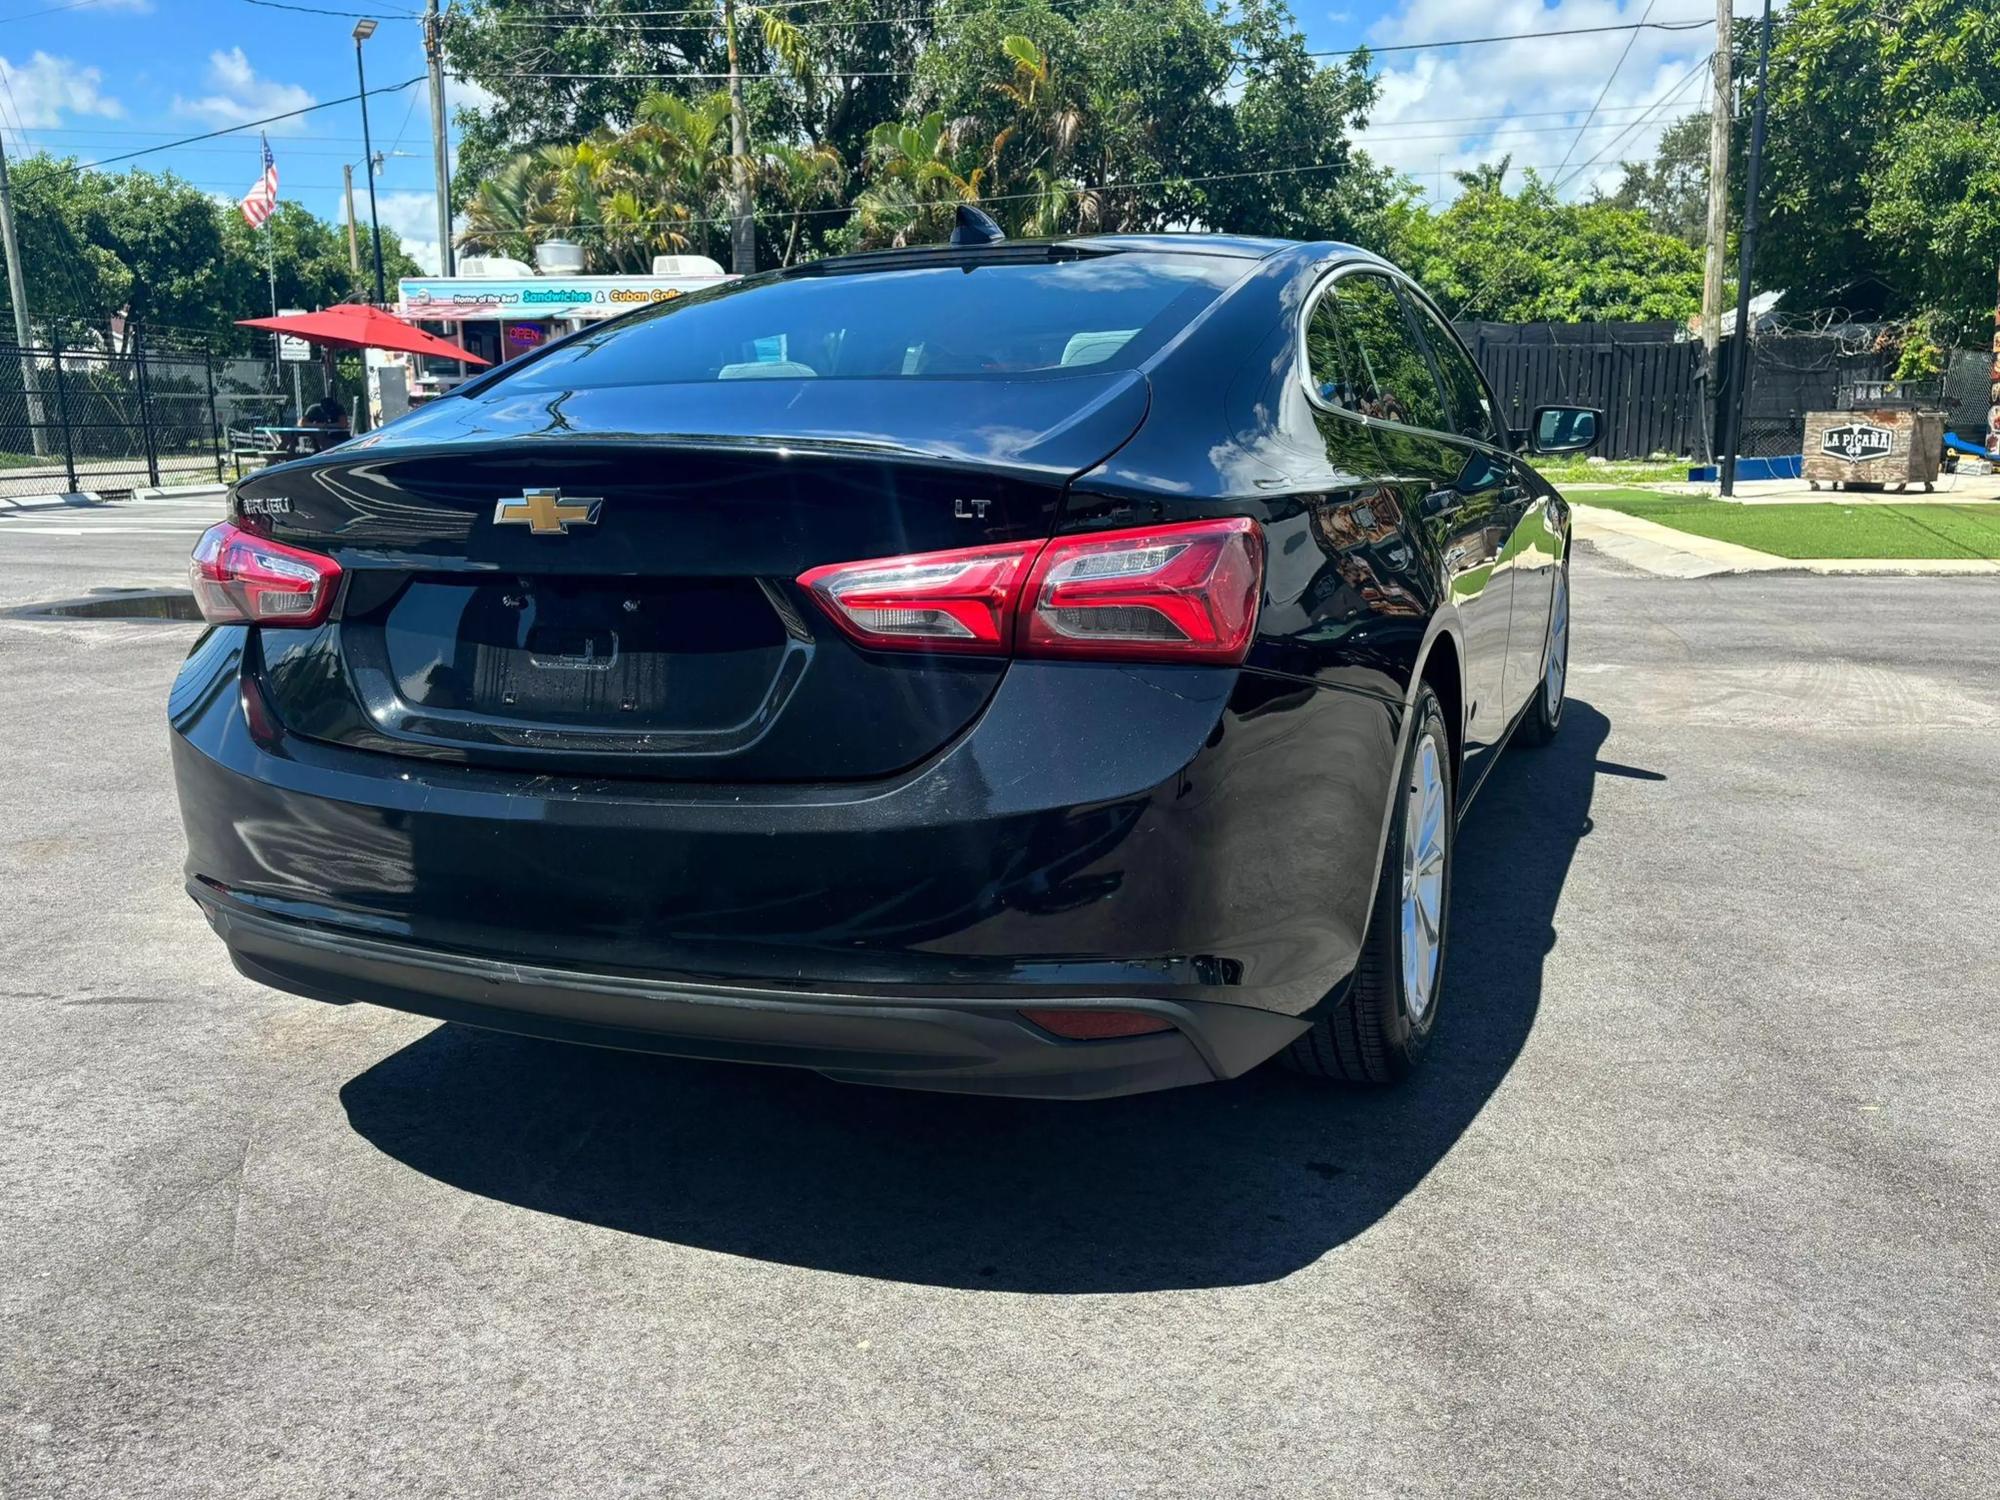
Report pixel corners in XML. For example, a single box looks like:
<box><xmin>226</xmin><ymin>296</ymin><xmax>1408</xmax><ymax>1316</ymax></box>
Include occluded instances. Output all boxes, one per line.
<box><xmin>722</xmin><ymin>0</ymin><xmax>756</xmax><ymax>274</ymax></box>
<box><xmin>0</xmin><ymin>129</ymin><xmax>50</xmax><ymax>457</ymax></box>
<box><xmin>343</xmin><ymin>164</ymin><xmax>361</xmax><ymax>272</ymax></box>
<box><xmin>1700</xmin><ymin>0</ymin><xmax>1732</xmax><ymax>462</ymax></box>
<box><xmin>1719</xmin><ymin>0</ymin><xmax>1772</xmax><ymax>498</ymax></box>
<box><xmin>424</xmin><ymin>0</ymin><xmax>455</xmax><ymax>275</ymax></box>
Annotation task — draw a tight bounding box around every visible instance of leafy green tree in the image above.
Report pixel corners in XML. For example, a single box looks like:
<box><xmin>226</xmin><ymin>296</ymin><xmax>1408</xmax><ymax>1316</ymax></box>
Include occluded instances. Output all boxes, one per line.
<box><xmin>1213</xmin><ymin>7</ymin><xmax>1382</xmax><ymax>243</ymax></box>
<box><xmin>1750</xmin><ymin>0</ymin><xmax>2000</xmax><ymax>330</ymax></box>
<box><xmin>443</xmin><ymin>0</ymin><xmax>1392</xmax><ymax>262</ymax></box>
<box><xmin>1</xmin><ymin>156</ymin><xmax>418</xmax><ymax>352</ymax></box>
<box><xmin>1602</xmin><ymin>114</ymin><xmax>1708</xmax><ymax>248</ymax></box>
<box><xmin>1381</xmin><ymin>174</ymin><xmax>1704</xmax><ymax>323</ymax></box>
<box><xmin>219</xmin><ymin>201</ymin><xmax>422</xmax><ymax>327</ymax></box>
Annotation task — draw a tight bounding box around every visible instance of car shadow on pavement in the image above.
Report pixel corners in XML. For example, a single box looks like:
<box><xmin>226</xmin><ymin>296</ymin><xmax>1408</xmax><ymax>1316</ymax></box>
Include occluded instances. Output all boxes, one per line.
<box><xmin>340</xmin><ymin>702</ymin><xmax>1615</xmax><ymax>1293</ymax></box>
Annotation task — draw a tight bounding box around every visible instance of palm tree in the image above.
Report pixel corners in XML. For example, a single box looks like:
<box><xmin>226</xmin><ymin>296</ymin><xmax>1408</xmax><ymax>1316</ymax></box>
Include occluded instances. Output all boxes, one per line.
<box><xmin>634</xmin><ymin>90</ymin><xmax>738</xmax><ymax>261</ymax></box>
<box><xmin>852</xmin><ymin>113</ymin><xmax>989</xmax><ymax>247</ymax></box>
<box><xmin>458</xmin><ymin>154</ymin><xmax>556</xmax><ymax>263</ymax></box>
<box><xmin>761</xmin><ymin>142</ymin><xmax>844</xmax><ymax>266</ymax></box>
<box><xmin>1453</xmin><ymin>157</ymin><xmax>1512</xmax><ymax>194</ymax></box>
<box><xmin>989</xmin><ymin>36</ymin><xmax>1093</xmax><ymax>236</ymax></box>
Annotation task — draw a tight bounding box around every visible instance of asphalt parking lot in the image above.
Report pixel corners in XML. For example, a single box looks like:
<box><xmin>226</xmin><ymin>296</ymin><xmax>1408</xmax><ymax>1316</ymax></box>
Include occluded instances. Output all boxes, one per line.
<box><xmin>2</xmin><ymin>500</ymin><xmax>1996</xmax><ymax>1497</ymax></box>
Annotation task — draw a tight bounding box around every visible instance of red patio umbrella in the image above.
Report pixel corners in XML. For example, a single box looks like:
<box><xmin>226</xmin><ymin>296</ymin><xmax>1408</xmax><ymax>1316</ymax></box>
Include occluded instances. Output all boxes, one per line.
<box><xmin>235</xmin><ymin>304</ymin><xmax>491</xmax><ymax>366</ymax></box>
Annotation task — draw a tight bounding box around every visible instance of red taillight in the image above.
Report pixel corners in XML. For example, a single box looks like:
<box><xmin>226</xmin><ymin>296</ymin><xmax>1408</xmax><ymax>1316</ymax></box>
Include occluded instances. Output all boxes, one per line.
<box><xmin>797</xmin><ymin>518</ymin><xmax>1263</xmax><ymax>665</ymax></box>
<box><xmin>1020</xmin><ymin>1008</ymin><xmax>1177</xmax><ymax>1040</ymax></box>
<box><xmin>1021</xmin><ymin>518</ymin><xmax>1263</xmax><ymax>663</ymax></box>
<box><xmin>798</xmin><ymin>539</ymin><xmax>1040</xmax><ymax>653</ymax></box>
<box><xmin>189</xmin><ymin>521</ymin><xmax>342</xmax><ymax>628</ymax></box>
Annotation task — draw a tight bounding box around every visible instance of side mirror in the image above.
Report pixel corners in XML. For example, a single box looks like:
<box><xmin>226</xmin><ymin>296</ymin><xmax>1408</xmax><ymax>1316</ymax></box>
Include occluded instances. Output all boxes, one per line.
<box><xmin>1527</xmin><ymin>405</ymin><xmax>1600</xmax><ymax>455</ymax></box>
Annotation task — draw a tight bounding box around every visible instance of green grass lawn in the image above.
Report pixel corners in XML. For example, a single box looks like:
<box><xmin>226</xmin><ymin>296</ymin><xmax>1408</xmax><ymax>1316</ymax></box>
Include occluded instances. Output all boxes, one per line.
<box><xmin>0</xmin><ymin>450</ymin><xmax>42</xmax><ymax>470</ymax></box>
<box><xmin>1529</xmin><ymin>455</ymin><xmax>1691</xmax><ymax>486</ymax></box>
<box><xmin>1579</xmin><ymin>489</ymin><xmax>2000</xmax><ymax>559</ymax></box>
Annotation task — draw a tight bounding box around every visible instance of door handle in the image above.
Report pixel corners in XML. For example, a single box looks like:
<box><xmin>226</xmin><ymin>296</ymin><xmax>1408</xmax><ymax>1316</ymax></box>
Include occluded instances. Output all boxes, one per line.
<box><xmin>1500</xmin><ymin>484</ymin><xmax>1525</xmax><ymax>504</ymax></box>
<box><xmin>1420</xmin><ymin>489</ymin><xmax>1462</xmax><ymax>519</ymax></box>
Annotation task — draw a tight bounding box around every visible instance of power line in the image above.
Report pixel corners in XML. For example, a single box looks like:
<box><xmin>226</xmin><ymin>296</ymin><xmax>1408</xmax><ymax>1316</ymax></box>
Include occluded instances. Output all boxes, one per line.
<box><xmin>462</xmin><ymin>153</ymin><xmax>1528</xmax><ymax>236</ymax></box>
<box><xmin>70</xmin><ymin>77</ymin><xmax>429</xmax><ymax>172</ymax></box>
<box><xmin>1549</xmin><ymin>0</ymin><xmax>1657</xmax><ymax>181</ymax></box>
<box><xmin>464</xmin><ymin>0</ymin><xmax>1723</xmax><ymax>53</ymax></box>
<box><xmin>1450</xmin><ymin>51</ymin><xmax>1715</xmax><ymax>321</ymax></box>
<box><xmin>481</xmin><ymin>16</ymin><xmax>1723</xmax><ymax>80</ymax></box>
<box><xmin>461</xmin><ymin>0</ymin><xmax>857</xmax><ymax>18</ymax></box>
<box><xmin>1328</xmin><ymin>17</ymin><xmax>1712</xmax><ymax>57</ymax></box>
<box><xmin>0</xmin><ymin>0</ymin><xmax>125</xmax><ymax>19</ymax></box>
<box><xmin>17</xmin><ymin>98</ymin><xmax>1681</xmax><ymax>146</ymax></box>
<box><xmin>1552</xmin><ymin>51</ymin><xmax>1713</xmax><ymax>195</ymax></box>
<box><xmin>239</xmin><ymin>0</ymin><xmax>420</xmax><ymax>17</ymax></box>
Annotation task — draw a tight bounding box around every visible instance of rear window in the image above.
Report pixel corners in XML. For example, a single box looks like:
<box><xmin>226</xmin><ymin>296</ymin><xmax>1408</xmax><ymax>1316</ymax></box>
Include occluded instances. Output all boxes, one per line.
<box><xmin>487</xmin><ymin>254</ymin><xmax>1242</xmax><ymax>391</ymax></box>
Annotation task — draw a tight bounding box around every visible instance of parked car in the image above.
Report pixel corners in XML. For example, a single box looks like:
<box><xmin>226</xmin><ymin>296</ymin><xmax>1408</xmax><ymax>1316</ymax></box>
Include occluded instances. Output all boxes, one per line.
<box><xmin>170</xmin><ymin>219</ymin><xmax>1597</xmax><ymax>1099</ymax></box>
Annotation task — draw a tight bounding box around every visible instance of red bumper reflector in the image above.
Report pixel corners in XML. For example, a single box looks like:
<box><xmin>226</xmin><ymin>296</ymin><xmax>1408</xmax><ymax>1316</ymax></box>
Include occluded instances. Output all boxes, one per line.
<box><xmin>1019</xmin><ymin>1008</ymin><xmax>1177</xmax><ymax>1040</ymax></box>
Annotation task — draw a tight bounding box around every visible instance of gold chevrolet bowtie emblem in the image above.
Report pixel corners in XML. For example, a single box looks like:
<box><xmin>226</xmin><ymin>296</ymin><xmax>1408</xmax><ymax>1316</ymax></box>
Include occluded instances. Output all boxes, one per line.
<box><xmin>493</xmin><ymin>488</ymin><xmax>603</xmax><ymax>536</ymax></box>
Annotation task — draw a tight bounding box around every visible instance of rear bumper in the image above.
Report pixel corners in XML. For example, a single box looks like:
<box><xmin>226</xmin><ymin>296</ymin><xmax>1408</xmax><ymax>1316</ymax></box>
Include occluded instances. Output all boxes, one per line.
<box><xmin>171</xmin><ymin>627</ymin><xmax>1401</xmax><ymax>1095</ymax></box>
<box><xmin>198</xmin><ymin>889</ymin><xmax>1304</xmax><ymax>1098</ymax></box>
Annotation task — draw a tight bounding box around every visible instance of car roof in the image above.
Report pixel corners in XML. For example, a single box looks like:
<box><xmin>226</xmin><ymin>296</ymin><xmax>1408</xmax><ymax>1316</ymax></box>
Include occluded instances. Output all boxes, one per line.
<box><xmin>784</xmin><ymin>231</ymin><xmax>1363</xmax><ymax>279</ymax></box>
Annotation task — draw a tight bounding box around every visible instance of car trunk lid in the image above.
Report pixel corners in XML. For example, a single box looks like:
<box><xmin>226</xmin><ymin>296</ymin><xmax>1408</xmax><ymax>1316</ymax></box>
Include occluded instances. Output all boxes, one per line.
<box><xmin>237</xmin><ymin>372</ymin><xmax>1149</xmax><ymax>782</ymax></box>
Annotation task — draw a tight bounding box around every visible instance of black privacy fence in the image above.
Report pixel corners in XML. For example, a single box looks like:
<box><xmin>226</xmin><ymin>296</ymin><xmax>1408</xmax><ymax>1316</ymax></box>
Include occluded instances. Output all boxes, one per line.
<box><xmin>1455</xmin><ymin>322</ymin><xmax>1990</xmax><ymax>463</ymax></box>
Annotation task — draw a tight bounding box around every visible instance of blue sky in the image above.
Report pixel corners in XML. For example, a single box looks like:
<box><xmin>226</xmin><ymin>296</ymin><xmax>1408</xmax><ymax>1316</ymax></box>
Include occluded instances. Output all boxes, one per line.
<box><xmin>1</xmin><ymin>0</ymin><xmax>1734</xmax><ymax>272</ymax></box>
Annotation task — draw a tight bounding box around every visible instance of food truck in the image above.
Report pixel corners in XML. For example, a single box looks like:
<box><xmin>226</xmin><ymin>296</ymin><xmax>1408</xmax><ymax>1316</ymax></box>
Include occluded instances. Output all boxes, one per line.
<box><xmin>386</xmin><ymin>243</ymin><xmax>732</xmax><ymax>406</ymax></box>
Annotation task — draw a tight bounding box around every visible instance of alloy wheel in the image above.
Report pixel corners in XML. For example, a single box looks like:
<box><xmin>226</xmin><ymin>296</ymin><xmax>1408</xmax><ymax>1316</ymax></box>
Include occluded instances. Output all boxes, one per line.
<box><xmin>1545</xmin><ymin>564</ymin><xmax>1569</xmax><ymax>713</ymax></box>
<box><xmin>1399</xmin><ymin>732</ymin><xmax>1447</xmax><ymax>1022</ymax></box>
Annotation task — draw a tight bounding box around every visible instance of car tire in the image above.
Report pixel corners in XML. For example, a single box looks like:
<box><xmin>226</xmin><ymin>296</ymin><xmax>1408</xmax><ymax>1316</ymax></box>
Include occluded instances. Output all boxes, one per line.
<box><xmin>1517</xmin><ymin>552</ymin><xmax>1569</xmax><ymax>747</ymax></box>
<box><xmin>1284</xmin><ymin>686</ymin><xmax>1453</xmax><ymax>1085</ymax></box>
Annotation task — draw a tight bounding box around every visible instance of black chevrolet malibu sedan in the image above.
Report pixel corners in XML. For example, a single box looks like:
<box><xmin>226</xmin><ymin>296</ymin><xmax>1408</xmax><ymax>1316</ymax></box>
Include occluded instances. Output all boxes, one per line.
<box><xmin>170</xmin><ymin>226</ymin><xmax>1597</xmax><ymax>1099</ymax></box>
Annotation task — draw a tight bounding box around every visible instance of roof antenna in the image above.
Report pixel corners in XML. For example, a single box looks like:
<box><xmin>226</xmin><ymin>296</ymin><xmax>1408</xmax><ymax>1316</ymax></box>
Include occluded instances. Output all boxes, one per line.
<box><xmin>950</xmin><ymin>204</ymin><xmax>1006</xmax><ymax>246</ymax></box>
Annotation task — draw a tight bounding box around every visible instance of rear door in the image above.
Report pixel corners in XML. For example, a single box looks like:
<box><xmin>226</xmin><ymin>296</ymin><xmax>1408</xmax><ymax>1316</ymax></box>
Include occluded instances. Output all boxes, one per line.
<box><xmin>1398</xmin><ymin>288</ymin><xmax>1549</xmax><ymax>726</ymax></box>
<box><xmin>1304</xmin><ymin>269</ymin><xmax>1515</xmax><ymax>787</ymax></box>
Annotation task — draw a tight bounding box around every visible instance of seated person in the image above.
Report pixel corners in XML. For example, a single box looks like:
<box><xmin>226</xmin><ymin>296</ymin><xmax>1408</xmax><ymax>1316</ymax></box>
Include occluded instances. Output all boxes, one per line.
<box><xmin>301</xmin><ymin>395</ymin><xmax>347</xmax><ymax>429</ymax></box>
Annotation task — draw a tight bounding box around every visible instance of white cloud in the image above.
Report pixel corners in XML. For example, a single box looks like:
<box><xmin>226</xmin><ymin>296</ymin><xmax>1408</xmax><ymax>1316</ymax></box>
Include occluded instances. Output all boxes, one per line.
<box><xmin>173</xmin><ymin>48</ymin><xmax>316</xmax><ymax>135</ymax></box>
<box><xmin>0</xmin><ymin>51</ymin><xmax>123</xmax><ymax>129</ymax></box>
<box><xmin>1355</xmin><ymin>0</ymin><xmax>1730</xmax><ymax>204</ymax></box>
<box><xmin>345</xmin><ymin>188</ymin><xmax>447</xmax><ymax>276</ymax></box>
<box><xmin>445</xmin><ymin>73</ymin><xmax>498</xmax><ymax>118</ymax></box>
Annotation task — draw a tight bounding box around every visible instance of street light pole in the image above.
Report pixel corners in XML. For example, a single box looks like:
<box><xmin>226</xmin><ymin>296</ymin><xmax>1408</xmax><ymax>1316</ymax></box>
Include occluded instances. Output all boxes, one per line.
<box><xmin>353</xmin><ymin>19</ymin><xmax>388</xmax><ymax>305</ymax></box>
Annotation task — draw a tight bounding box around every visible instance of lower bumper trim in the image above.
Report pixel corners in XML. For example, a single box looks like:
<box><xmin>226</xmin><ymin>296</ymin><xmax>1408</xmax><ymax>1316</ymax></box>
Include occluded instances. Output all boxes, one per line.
<box><xmin>197</xmin><ymin>889</ymin><xmax>1306</xmax><ymax>1100</ymax></box>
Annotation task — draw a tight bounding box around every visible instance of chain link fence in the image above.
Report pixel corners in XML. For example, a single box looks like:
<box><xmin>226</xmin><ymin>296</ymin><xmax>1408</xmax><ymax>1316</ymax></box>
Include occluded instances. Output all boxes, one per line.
<box><xmin>1</xmin><ymin>337</ymin><xmax>224</xmax><ymax>500</ymax></box>
<box><xmin>0</xmin><ymin>331</ymin><xmax>363</xmax><ymax>501</ymax></box>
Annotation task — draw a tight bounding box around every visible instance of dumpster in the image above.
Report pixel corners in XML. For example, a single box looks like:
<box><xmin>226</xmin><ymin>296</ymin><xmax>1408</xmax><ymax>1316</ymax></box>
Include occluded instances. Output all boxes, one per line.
<box><xmin>1803</xmin><ymin>383</ymin><xmax>1942</xmax><ymax>492</ymax></box>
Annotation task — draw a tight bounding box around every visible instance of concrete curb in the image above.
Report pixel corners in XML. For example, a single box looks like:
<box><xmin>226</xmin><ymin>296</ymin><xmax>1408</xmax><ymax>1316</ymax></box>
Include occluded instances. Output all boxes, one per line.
<box><xmin>0</xmin><ymin>492</ymin><xmax>113</xmax><ymax>514</ymax></box>
<box><xmin>1571</xmin><ymin>502</ymin><xmax>2000</xmax><ymax>578</ymax></box>
<box><xmin>1</xmin><ymin>482</ymin><xmax>226</xmax><ymax>513</ymax></box>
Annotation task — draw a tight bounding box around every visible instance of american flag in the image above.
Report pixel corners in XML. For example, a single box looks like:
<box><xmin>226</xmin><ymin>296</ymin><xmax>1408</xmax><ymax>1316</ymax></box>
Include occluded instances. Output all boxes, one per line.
<box><xmin>240</xmin><ymin>135</ymin><xmax>279</xmax><ymax>228</ymax></box>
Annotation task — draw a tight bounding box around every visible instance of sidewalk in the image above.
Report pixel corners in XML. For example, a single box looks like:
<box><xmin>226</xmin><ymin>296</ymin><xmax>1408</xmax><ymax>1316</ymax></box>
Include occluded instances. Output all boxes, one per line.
<box><xmin>1</xmin><ymin>482</ymin><xmax>227</xmax><ymax>514</ymax></box>
<box><xmin>1570</xmin><ymin>502</ymin><xmax>2000</xmax><ymax>578</ymax></box>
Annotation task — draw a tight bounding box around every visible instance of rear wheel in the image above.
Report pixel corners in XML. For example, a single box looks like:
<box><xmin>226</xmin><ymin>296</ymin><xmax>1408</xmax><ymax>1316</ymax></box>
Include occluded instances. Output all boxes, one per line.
<box><xmin>1285</xmin><ymin>687</ymin><xmax>1453</xmax><ymax>1085</ymax></box>
<box><xmin>1517</xmin><ymin>553</ymin><xmax>1568</xmax><ymax>747</ymax></box>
